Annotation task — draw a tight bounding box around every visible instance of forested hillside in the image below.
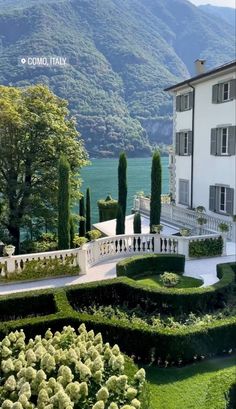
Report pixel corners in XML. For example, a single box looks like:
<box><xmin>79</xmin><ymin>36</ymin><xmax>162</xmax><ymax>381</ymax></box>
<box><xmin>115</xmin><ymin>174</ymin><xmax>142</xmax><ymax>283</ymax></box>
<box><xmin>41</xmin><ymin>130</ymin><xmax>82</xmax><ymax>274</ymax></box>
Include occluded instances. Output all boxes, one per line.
<box><xmin>0</xmin><ymin>0</ymin><xmax>234</xmax><ymax>156</ymax></box>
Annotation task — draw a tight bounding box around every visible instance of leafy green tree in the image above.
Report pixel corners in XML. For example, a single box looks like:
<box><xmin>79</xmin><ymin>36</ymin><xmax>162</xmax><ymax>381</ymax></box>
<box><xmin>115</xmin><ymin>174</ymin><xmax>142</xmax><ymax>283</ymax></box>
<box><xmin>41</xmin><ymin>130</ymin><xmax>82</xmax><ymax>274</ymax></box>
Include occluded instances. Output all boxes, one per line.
<box><xmin>70</xmin><ymin>216</ymin><xmax>75</xmax><ymax>249</ymax></box>
<box><xmin>79</xmin><ymin>197</ymin><xmax>86</xmax><ymax>237</ymax></box>
<box><xmin>58</xmin><ymin>156</ymin><xmax>70</xmax><ymax>250</ymax></box>
<box><xmin>133</xmin><ymin>212</ymin><xmax>142</xmax><ymax>234</ymax></box>
<box><xmin>0</xmin><ymin>85</ymin><xmax>88</xmax><ymax>253</ymax></box>
<box><xmin>116</xmin><ymin>205</ymin><xmax>124</xmax><ymax>235</ymax></box>
<box><xmin>150</xmin><ymin>151</ymin><xmax>162</xmax><ymax>233</ymax></box>
<box><xmin>86</xmin><ymin>188</ymin><xmax>91</xmax><ymax>233</ymax></box>
<box><xmin>116</xmin><ymin>152</ymin><xmax>127</xmax><ymax>235</ymax></box>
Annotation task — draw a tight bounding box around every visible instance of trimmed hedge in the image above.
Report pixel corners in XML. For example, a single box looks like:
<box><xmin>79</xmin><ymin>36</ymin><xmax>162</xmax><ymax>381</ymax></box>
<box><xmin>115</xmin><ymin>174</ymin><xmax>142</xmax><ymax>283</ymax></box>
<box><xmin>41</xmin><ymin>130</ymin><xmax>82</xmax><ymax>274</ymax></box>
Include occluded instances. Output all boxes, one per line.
<box><xmin>203</xmin><ymin>369</ymin><xmax>236</xmax><ymax>409</ymax></box>
<box><xmin>116</xmin><ymin>254</ymin><xmax>185</xmax><ymax>278</ymax></box>
<box><xmin>189</xmin><ymin>236</ymin><xmax>223</xmax><ymax>258</ymax></box>
<box><xmin>0</xmin><ymin>262</ymin><xmax>235</xmax><ymax>365</ymax></box>
<box><xmin>0</xmin><ymin>291</ymin><xmax>56</xmax><ymax>321</ymax></box>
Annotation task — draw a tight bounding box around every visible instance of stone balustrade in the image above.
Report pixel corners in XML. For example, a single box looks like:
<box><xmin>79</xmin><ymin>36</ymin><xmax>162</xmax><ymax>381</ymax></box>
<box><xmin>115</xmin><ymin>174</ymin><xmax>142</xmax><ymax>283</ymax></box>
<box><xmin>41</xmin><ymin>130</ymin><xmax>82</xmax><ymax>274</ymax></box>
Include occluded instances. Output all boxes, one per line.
<box><xmin>0</xmin><ymin>232</ymin><xmax>225</xmax><ymax>277</ymax></box>
<box><xmin>134</xmin><ymin>196</ymin><xmax>234</xmax><ymax>240</ymax></box>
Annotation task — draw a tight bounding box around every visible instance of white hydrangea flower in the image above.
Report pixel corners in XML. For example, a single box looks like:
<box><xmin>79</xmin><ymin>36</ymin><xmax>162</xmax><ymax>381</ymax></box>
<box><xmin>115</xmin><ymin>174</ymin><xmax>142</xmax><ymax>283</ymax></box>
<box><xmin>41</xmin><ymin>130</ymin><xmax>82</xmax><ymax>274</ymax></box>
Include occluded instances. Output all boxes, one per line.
<box><xmin>106</xmin><ymin>376</ymin><xmax>118</xmax><ymax>392</ymax></box>
<box><xmin>131</xmin><ymin>398</ymin><xmax>141</xmax><ymax>408</ymax></box>
<box><xmin>2</xmin><ymin>400</ymin><xmax>14</xmax><ymax>409</ymax></box>
<box><xmin>4</xmin><ymin>375</ymin><xmax>16</xmax><ymax>391</ymax></box>
<box><xmin>2</xmin><ymin>358</ymin><xmax>15</xmax><ymax>373</ymax></box>
<box><xmin>92</xmin><ymin>401</ymin><xmax>105</xmax><ymax>409</ymax></box>
<box><xmin>96</xmin><ymin>386</ymin><xmax>109</xmax><ymax>402</ymax></box>
<box><xmin>108</xmin><ymin>403</ymin><xmax>119</xmax><ymax>409</ymax></box>
<box><xmin>126</xmin><ymin>387</ymin><xmax>137</xmax><ymax>400</ymax></box>
<box><xmin>41</xmin><ymin>353</ymin><xmax>56</xmax><ymax>373</ymax></box>
<box><xmin>2</xmin><ymin>346</ymin><xmax>12</xmax><ymax>358</ymax></box>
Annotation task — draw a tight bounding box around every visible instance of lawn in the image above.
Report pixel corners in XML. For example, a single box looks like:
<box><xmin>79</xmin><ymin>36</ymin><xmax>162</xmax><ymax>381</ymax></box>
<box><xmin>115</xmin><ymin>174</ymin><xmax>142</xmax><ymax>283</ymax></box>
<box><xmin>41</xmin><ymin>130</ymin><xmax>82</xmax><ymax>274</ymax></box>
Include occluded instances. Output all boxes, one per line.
<box><xmin>133</xmin><ymin>273</ymin><xmax>203</xmax><ymax>289</ymax></box>
<box><xmin>144</xmin><ymin>355</ymin><xmax>236</xmax><ymax>409</ymax></box>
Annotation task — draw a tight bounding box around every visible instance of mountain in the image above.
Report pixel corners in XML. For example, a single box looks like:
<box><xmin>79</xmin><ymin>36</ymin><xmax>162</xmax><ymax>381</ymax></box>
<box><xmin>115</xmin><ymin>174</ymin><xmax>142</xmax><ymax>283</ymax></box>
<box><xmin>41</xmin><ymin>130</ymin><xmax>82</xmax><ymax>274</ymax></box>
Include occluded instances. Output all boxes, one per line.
<box><xmin>199</xmin><ymin>4</ymin><xmax>235</xmax><ymax>27</ymax></box>
<box><xmin>0</xmin><ymin>0</ymin><xmax>235</xmax><ymax>157</ymax></box>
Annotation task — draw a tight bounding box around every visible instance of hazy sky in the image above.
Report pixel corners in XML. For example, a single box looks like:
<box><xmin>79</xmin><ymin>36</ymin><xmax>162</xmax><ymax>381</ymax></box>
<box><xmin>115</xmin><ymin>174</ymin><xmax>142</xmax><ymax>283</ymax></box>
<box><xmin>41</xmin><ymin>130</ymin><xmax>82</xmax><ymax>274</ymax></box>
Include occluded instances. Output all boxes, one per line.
<box><xmin>190</xmin><ymin>0</ymin><xmax>236</xmax><ymax>7</ymax></box>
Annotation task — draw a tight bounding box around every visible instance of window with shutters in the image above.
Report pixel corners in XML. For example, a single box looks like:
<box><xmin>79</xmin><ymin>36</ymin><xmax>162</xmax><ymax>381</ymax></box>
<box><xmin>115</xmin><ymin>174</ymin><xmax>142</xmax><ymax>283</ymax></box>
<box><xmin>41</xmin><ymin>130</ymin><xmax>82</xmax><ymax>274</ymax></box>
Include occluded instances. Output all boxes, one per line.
<box><xmin>219</xmin><ymin>187</ymin><xmax>227</xmax><ymax>212</ymax></box>
<box><xmin>179</xmin><ymin>179</ymin><xmax>189</xmax><ymax>205</ymax></box>
<box><xmin>176</xmin><ymin>92</ymin><xmax>193</xmax><ymax>112</ymax></box>
<box><xmin>210</xmin><ymin>126</ymin><xmax>236</xmax><ymax>156</ymax></box>
<box><xmin>221</xmin><ymin>128</ymin><xmax>228</xmax><ymax>155</ymax></box>
<box><xmin>209</xmin><ymin>185</ymin><xmax>234</xmax><ymax>215</ymax></box>
<box><xmin>212</xmin><ymin>79</ymin><xmax>236</xmax><ymax>103</ymax></box>
<box><xmin>222</xmin><ymin>82</ymin><xmax>230</xmax><ymax>101</ymax></box>
<box><xmin>176</xmin><ymin>131</ymin><xmax>192</xmax><ymax>155</ymax></box>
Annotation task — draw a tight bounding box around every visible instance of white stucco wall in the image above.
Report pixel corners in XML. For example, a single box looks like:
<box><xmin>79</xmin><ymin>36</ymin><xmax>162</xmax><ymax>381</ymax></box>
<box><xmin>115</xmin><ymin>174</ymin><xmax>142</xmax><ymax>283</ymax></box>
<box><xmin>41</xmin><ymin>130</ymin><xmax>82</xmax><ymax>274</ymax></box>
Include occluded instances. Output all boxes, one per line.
<box><xmin>173</xmin><ymin>68</ymin><xmax>236</xmax><ymax>216</ymax></box>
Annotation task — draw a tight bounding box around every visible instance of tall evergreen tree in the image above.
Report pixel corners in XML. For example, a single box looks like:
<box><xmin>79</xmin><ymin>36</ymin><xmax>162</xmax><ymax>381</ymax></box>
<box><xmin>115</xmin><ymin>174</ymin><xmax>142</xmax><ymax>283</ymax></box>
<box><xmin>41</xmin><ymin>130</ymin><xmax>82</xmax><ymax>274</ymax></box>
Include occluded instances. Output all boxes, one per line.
<box><xmin>116</xmin><ymin>205</ymin><xmax>124</xmax><ymax>235</ymax></box>
<box><xmin>150</xmin><ymin>151</ymin><xmax>162</xmax><ymax>233</ymax></box>
<box><xmin>86</xmin><ymin>188</ymin><xmax>91</xmax><ymax>233</ymax></box>
<box><xmin>116</xmin><ymin>152</ymin><xmax>127</xmax><ymax>234</ymax></box>
<box><xmin>133</xmin><ymin>212</ymin><xmax>142</xmax><ymax>234</ymax></box>
<box><xmin>58</xmin><ymin>156</ymin><xmax>70</xmax><ymax>250</ymax></box>
<box><xmin>79</xmin><ymin>196</ymin><xmax>86</xmax><ymax>237</ymax></box>
<box><xmin>70</xmin><ymin>216</ymin><xmax>75</xmax><ymax>248</ymax></box>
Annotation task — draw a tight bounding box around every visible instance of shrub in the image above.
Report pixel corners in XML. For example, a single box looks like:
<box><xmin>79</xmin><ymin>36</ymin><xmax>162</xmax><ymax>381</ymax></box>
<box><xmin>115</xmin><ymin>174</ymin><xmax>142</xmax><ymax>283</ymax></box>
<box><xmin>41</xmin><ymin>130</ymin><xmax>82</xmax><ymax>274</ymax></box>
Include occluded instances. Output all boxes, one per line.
<box><xmin>73</xmin><ymin>235</ymin><xmax>88</xmax><ymax>248</ymax></box>
<box><xmin>0</xmin><ymin>325</ymin><xmax>146</xmax><ymax>409</ymax></box>
<box><xmin>87</xmin><ymin>230</ymin><xmax>102</xmax><ymax>241</ymax></box>
<box><xmin>116</xmin><ymin>254</ymin><xmax>185</xmax><ymax>278</ymax></box>
<box><xmin>133</xmin><ymin>212</ymin><xmax>141</xmax><ymax>234</ymax></box>
<box><xmin>189</xmin><ymin>236</ymin><xmax>223</xmax><ymax>257</ymax></box>
<box><xmin>58</xmin><ymin>155</ymin><xmax>71</xmax><ymax>250</ymax></box>
<box><xmin>160</xmin><ymin>272</ymin><xmax>180</xmax><ymax>287</ymax></box>
<box><xmin>97</xmin><ymin>196</ymin><xmax>118</xmax><ymax>223</ymax></box>
<box><xmin>150</xmin><ymin>151</ymin><xmax>162</xmax><ymax>232</ymax></box>
<box><xmin>4</xmin><ymin>255</ymin><xmax>79</xmax><ymax>281</ymax></box>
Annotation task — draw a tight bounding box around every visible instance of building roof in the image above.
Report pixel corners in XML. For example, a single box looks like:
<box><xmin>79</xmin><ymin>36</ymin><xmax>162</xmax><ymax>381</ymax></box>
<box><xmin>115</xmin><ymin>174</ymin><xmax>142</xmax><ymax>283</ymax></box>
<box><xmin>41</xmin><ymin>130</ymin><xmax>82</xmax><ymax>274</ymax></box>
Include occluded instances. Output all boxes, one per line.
<box><xmin>165</xmin><ymin>60</ymin><xmax>236</xmax><ymax>92</ymax></box>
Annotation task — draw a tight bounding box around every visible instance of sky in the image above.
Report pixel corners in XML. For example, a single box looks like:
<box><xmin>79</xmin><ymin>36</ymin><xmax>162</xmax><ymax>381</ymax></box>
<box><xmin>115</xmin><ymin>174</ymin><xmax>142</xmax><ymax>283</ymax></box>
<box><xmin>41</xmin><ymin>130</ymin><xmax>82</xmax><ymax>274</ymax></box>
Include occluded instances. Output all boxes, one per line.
<box><xmin>190</xmin><ymin>0</ymin><xmax>236</xmax><ymax>7</ymax></box>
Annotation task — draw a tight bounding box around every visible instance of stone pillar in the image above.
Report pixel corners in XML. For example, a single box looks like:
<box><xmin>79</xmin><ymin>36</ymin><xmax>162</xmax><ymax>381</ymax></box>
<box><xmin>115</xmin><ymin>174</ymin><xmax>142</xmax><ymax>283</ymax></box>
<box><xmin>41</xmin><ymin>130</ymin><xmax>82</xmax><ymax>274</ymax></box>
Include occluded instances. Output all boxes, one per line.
<box><xmin>78</xmin><ymin>247</ymin><xmax>88</xmax><ymax>275</ymax></box>
<box><xmin>177</xmin><ymin>237</ymin><xmax>189</xmax><ymax>259</ymax></box>
<box><xmin>231</xmin><ymin>222</ymin><xmax>236</xmax><ymax>243</ymax></box>
<box><xmin>154</xmin><ymin>235</ymin><xmax>161</xmax><ymax>253</ymax></box>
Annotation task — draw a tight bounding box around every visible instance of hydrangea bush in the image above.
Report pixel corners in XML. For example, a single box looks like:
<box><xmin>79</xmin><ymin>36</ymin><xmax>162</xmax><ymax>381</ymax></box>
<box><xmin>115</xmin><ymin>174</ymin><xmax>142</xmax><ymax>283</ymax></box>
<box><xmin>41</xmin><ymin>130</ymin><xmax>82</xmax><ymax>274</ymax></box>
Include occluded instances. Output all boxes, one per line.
<box><xmin>0</xmin><ymin>325</ymin><xmax>146</xmax><ymax>409</ymax></box>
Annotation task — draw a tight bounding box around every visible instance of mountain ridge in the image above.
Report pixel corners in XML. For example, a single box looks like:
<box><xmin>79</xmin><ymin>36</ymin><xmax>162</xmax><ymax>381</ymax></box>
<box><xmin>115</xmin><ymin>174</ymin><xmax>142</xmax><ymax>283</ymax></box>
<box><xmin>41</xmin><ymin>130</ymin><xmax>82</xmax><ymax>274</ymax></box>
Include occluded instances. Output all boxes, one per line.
<box><xmin>0</xmin><ymin>0</ymin><xmax>235</xmax><ymax>157</ymax></box>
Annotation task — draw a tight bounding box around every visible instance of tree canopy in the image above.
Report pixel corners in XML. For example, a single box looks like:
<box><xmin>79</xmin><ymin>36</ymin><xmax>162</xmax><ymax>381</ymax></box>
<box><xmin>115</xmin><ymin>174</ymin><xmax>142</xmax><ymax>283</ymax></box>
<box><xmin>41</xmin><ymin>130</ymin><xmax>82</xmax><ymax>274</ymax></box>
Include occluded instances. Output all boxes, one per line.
<box><xmin>0</xmin><ymin>84</ymin><xmax>88</xmax><ymax>252</ymax></box>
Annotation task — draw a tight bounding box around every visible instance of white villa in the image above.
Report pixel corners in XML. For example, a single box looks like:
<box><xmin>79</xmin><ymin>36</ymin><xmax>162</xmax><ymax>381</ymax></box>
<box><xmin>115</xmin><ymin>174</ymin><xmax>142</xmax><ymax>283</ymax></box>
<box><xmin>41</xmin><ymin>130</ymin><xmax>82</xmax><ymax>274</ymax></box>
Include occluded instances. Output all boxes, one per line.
<box><xmin>165</xmin><ymin>59</ymin><xmax>236</xmax><ymax>220</ymax></box>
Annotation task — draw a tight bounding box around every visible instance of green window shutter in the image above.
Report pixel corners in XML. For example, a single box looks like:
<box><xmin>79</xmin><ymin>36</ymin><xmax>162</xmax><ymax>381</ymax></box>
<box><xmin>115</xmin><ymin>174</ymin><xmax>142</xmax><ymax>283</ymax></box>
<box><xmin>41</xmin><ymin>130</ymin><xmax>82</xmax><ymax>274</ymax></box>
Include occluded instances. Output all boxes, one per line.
<box><xmin>189</xmin><ymin>92</ymin><xmax>193</xmax><ymax>109</ymax></box>
<box><xmin>179</xmin><ymin>132</ymin><xmax>185</xmax><ymax>155</ymax></box>
<box><xmin>175</xmin><ymin>133</ymin><xmax>180</xmax><ymax>155</ymax></box>
<box><xmin>215</xmin><ymin>186</ymin><xmax>220</xmax><ymax>213</ymax></box>
<box><xmin>218</xmin><ymin>83</ymin><xmax>223</xmax><ymax>103</ymax></box>
<box><xmin>228</xmin><ymin>126</ymin><xmax>236</xmax><ymax>155</ymax></box>
<box><xmin>212</xmin><ymin>84</ymin><xmax>218</xmax><ymax>103</ymax></box>
<box><xmin>180</xmin><ymin>95</ymin><xmax>185</xmax><ymax>111</ymax></box>
<box><xmin>226</xmin><ymin>188</ymin><xmax>234</xmax><ymax>215</ymax></box>
<box><xmin>209</xmin><ymin>185</ymin><xmax>216</xmax><ymax>211</ymax></box>
<box><xmin>210</xmin><ymin>128</ymin><xmax>217</xmax><ymax>155</ymax></box>
<box><xmin>188</xmin><ymin>131</ymin><xmax>193</xmax><ymax>155</ymax></box>
<box><xmin>229</xmin><ymin>79</ymin><xmax>236</xmax><ymax>100</ymax></box>
<box><xmin>216</xmin><ymin>128</ymin><xmax>222</xmax><ymax>156</ymax></box>
<box><xmin>176</xmin><ymin>96</ymin><xmax>181</xmax><ymax>112</ymax></box>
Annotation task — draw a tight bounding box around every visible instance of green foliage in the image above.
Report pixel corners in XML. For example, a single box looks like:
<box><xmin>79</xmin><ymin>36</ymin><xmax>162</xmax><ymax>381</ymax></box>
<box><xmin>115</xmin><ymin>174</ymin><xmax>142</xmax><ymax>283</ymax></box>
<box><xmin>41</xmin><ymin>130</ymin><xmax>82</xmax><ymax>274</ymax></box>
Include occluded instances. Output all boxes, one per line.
<box><xmin>97</xmin><ymin>197</ymin><xmax>118</xmax><ymax>222</ymax></box>
<box><xmin>218</xmin><ymin>222</ymin><xmax>229</xmax><ymax>233</ymax></box>
<box><xmin>87</xmin><ymin>229</ymin><xmax>102</xmax><ymax>241</ymax></box>
<box><xmin>203</xmin><ymin>370</ymin><xmax>236</xmax><ymax>409</ymax></box>
<box><xmin>58</xmin><ymin>156</ymin><xmax>70</xmax><ymax>250</ymax></box>
<box><xmin>0</xmin><ymin>262</ymin><xmax>235</xmax><ymax>366</ymax></box>
<box><xmin>134</xmin><ymin>274</ymin><xmax>202</xmax><ymax>289</ymax></box>
<box><xmin>21</xmin><ymin>233</ymin><xmax>58</xmax><ymax>254</ymax></box>
<box><xmin>116</xmin><ymin>205</ymin><xmax>125</xmax><ymax>235</ymax></box>
<box><xmin>73</xmin><ymin>235</ymin><xmax>88</xmax><ymax>248</ymax></box>
<box><xmin>2</xmin><ymin>255</ymin><xmax>79</xmax><ymax>282</ymax></box>
<box><xmin>86</xmin><ymin>187</ymin><xmax>91</xmax><ymax>233</ymax></box>
<box><xmin>79</xmin><ymin>196</ymin><xmax>86</xmax><ymax>237</ymax></box>
<box><xmin>133</xmin><ymin>212</ymin><xmax>142</xmax><ymax>234</ymax></box>
<box><xmin>116</xmin><ymin>254</ymin><xmax>185</xmax><ymax>278</ymax></box>
<box><xmin>160</xmin><ymin>272</ymin><xmax>180</xmax><ymax>287</ymax></box>
<box><xmin>118</xmin><ymin>152</ymin><xmax>128</xmax><ymax>217</ymax></box>
<box><xmin>189</xmin><ymin>236</ymin><xmax>223</xmax><ymax>257</ymax></box>
<box><xmin>150</xmin><ymin>151</ymin><xmax>162</xmax><ymax>232</ymax></box>
<box><xmin>70</xmin><ymin>216</ymin><xmax>75</xmax><ymax>249</ymax></box>
<box><xmin>0</xmin><ymin>84</ymin><xmax>88</xmax><ymax>253</ymax></box>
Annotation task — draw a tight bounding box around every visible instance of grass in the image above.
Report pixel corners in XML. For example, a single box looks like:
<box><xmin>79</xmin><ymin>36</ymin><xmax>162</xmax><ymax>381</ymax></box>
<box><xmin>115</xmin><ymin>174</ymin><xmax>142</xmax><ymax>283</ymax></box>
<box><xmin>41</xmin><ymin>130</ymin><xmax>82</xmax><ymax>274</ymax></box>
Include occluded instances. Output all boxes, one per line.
<box><xmin>132</xmin><ymin>273</ymin><xmax>203</xmax><ymax>289</ymax></box>
<box><xmin>144</xmin><ymin>355</ymin><xmax>236</xmax><ymax>409</ymax></box>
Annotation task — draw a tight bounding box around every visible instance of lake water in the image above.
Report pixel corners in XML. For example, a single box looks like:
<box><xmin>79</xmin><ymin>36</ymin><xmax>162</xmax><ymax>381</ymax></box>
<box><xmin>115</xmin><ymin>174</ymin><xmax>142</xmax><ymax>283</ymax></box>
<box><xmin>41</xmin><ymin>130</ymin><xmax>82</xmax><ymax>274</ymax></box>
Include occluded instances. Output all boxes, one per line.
<box><xmin>80</xmin><ymin>157</ymin><xmax>169</xmax><ymax>224</ymax></box>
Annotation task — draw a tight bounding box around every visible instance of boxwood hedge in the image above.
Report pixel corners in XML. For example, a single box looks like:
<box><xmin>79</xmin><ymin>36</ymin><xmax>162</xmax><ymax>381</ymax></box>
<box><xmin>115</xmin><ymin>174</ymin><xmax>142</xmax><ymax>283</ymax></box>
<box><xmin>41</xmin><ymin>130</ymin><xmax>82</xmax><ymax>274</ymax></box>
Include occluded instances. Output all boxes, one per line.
<box><xmin>0</xmin><ymin>262</ymin><xmax>235</xmax><ymax>365</ymax></box>
<box><xmin>116</xmin><ymin>254</ymin><xmax>185</xmax><ymax>278</ymax></box>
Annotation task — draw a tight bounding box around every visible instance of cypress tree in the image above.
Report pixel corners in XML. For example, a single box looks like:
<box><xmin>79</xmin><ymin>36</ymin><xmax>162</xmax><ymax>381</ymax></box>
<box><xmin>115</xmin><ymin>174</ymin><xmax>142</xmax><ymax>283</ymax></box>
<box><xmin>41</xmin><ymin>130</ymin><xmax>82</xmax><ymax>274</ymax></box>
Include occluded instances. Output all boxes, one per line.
<box><xmin>58</xmin><ymin>156</ymin><xmax>70</xmax><ymax>250</ymax></box>
<box><xmin>116</xmin><ymin>152</ymin><xmax>127</xmax><ymax>234</ymax></box>
<box><xmin>86</xmin><ymin>188</ymin><xmax>91</xmax><ymax>233</ymax></box>
<box><xmin>150</xmin><ymin>151</ymin><xmax>162</xmax><ymax>233</ymax></box>
<box><xmin>116</xmin><ymin>205</ymin><xmax>124</xmax><ymax>235</ymax></box>
<box><xmin>70</xmin><ymin>216</ymin><xmax>75</xmax><ymax>248</ymax></box>
<box><xmin>79</xmin><ymin>196</ymin><xmax>86</xmax><ymax>237</ymax></box>
<box><xmin>133</xmin><ymin>212</ymin><xmax>142</xmax><ymax>234</ymax></box>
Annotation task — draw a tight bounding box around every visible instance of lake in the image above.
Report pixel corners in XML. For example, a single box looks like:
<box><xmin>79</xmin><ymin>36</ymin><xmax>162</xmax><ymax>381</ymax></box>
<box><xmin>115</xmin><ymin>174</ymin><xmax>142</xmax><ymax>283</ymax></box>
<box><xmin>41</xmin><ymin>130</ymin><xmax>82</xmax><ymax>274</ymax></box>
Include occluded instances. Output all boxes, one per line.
<box><xmin>80</xmin><ymin>157</ymin><xmax>169</xmax><ymax>224</ymax></box>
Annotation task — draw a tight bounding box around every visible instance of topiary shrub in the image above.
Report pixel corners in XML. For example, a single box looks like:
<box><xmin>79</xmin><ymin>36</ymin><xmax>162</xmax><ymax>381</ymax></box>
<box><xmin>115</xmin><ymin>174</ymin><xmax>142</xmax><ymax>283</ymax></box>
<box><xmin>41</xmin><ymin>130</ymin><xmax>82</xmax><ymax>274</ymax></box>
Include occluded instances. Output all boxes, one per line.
<box><xmin>116</xmin><ymin>254</ymin><xmax>185</xmax><ymax>278</ymax></box>
<box><xmin>189</xmin><ymin>236</ymin><xmax>223</xmax><ymax>258</ymax></box>
<box><xmin>0</xmin><ymin>325</ymin><xmax>146</xmax><ymax>409</ymax></box>
<box><xmin>160</xmin><ymin>272</ymin><xmax>180</xmax><ymax>287</ymax></box>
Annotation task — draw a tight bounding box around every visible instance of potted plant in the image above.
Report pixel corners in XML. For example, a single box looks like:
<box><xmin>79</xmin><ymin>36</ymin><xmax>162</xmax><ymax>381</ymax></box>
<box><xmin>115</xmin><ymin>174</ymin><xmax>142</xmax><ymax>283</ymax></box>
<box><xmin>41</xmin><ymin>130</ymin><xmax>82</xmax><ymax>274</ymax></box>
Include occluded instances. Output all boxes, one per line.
<box><xmin>180</xmin><ymin>228</ymin><xmax>191</xmax><ymax>237</ymax></box>
<box><xmin>4</xmin><ymin>244</ymin><xmax>15</xmax><ymax>257</ymax></box>
<box><xmin>218</xmin><ymin>222</ymin><xmax>229</xmax><ymax>234</ymax></box>
<box><xmin>73</xmin><ymin>235</ymin><xmax>88</xmax><ymax>248</ymax></box>
<box><xmin>87</xmin><ymin>230</ymin><xmax>102</xmax><ymax>241</ymax></box>
<box><xmin>152</xmin><ymin>224</ymin><xmax>163</xmax><ymax>234</ymax></box>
